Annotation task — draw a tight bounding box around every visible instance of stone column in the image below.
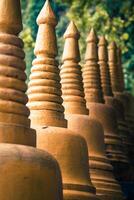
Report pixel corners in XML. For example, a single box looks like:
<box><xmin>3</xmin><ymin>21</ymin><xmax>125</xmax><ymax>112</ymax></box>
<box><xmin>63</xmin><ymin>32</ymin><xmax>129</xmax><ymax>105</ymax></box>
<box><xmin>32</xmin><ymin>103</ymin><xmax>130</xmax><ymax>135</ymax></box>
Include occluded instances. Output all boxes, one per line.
<box><xmin>0</xmin><ymin>0</ymin><xmax>63</xmax><ymax>199</ymax></box>
<box><xmin>28</xmin><ymin>1</ymin><xmax>98</xmax><ymax>200</ymax></box>
<box><xmin>60</xmin><ymin>21</ymin><xmax>124</xmax><ymax>200</ymax></box>
<box><xmin>83</xmin><ymin>29</ymin><xmax>128</xmax><ymax>179</ymax></box>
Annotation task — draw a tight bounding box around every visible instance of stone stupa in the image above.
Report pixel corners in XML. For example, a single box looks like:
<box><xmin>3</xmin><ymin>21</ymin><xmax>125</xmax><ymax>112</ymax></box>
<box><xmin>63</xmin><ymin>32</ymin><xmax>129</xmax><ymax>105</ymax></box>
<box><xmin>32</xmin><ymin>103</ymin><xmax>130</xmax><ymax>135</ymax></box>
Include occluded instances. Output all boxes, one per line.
<box><xmin>0</xmin><ymin>0</ymin><xmax>63</xmax><ymax>199</ymax></box>
<box><xmin>28</xmin><ymin>1</ymin><xmax>99</xmax><ymax>200</ymax></box>
<box><xmin>82</xmin><ymin>29</ymin><xmax>128</xmax><ymax>176</ymax></box>
<box><xmin>117</xmin><ymin>48</ymin><xmax>134</xmax><ymax>136</ymax></box>
<box><xmin>108</xmin><ymin>42</ymin><xmax>133</xmax><ymax>121</ymax></box>
<box><xmin>117</xmin><ymin>47</ymin><xmax>134</xmax><ymax>136</ymax></box>
<box><xmin>98</xmin><ymin>37</ymin><xmax>131</xmax><ymax>163</ymax></box>
<box><xmin>108</xmin><ymin>42</ymin><xmax>134</xmax><ymax>165</ymax></box>
<box><xmin>60</xmin><ymin>21</ymin><xmax>124</xmax><ymax>200</ymax></box>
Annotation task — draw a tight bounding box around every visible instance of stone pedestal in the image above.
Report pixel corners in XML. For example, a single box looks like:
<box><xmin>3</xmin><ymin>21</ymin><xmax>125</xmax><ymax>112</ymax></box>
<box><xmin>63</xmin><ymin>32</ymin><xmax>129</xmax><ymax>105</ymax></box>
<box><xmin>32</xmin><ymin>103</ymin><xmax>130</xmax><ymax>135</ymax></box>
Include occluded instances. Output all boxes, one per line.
<box><xmin>37</xmin><ymin>126</ymin><xmax>98</xmax><ymax>200</ymax></box>
<box><xmin>104</xmin><ymin>96</ymin><xmax>132</xmax><ymax>158</ymax></box>
<box><xmin>0</xmin><ymin>143</ymin><xmax>63</xmax><ymax>200</ymax></box>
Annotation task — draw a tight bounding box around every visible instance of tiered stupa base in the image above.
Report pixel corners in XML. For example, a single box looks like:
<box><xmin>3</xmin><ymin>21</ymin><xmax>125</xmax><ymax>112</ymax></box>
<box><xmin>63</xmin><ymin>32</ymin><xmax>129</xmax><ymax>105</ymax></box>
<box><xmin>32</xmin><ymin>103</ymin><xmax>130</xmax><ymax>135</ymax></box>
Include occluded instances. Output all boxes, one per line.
<box><xmin>113</xmin><ymin>92</ymin><xmax>134</xmax><ymax>163</ymax></box>
<box><xmin>0</xmin><ymin>143</ymin><xmax>63</xmax><ymax>200</ymax></box>
<box><xmin>36</xmin><ymin>126</ymin><xmax>99</xmax><ymax>200</ymax></box>
<box><xmin>105</xmin><ymin>96</ymin><xmax>132</xmax><ymax>158</ymax></box>
<box><xmin>65</xmin><ymin>114</ymin><xmax>124</xmax><ymax>200</ymax></box>
<box><xmin>90</xmin><ymin>161</ymin><xmax>123</xmax><ymax>200</ymax></box>
<box><xmin>0</xmin><ymin>122</ymin><xmax>35</xmax><ymax>146</ymax></box>
<box><xmin>87</xmin><ymin>102</ymin><xmax>128</xmax><ymax>180</ymax></box>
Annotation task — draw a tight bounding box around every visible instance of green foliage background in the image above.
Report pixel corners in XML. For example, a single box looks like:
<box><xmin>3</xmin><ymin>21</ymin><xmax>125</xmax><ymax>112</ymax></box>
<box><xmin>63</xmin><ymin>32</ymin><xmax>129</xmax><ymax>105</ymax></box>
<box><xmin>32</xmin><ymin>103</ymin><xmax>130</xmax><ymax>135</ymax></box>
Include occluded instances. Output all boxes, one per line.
<box><xmin>21</xmin><ymin>0</ymin><xmax>134</xmax><ymax>94</ymax></box>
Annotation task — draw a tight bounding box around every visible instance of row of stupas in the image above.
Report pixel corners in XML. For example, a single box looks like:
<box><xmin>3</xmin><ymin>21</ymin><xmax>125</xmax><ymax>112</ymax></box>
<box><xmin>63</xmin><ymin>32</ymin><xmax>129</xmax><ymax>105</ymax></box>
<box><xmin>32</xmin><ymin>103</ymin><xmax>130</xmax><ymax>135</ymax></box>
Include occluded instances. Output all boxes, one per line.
<box><xmin>0</xmin><ymin>0</ymin><xmax>133</xmax><ymax>200</ymax></box>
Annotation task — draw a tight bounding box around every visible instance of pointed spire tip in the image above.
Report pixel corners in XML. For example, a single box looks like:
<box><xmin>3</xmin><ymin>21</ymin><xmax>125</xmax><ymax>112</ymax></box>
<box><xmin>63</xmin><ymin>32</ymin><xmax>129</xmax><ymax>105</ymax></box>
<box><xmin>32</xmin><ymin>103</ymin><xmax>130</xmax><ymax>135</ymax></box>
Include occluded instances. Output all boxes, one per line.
<box><xmin>64</xmin><ymin>21</ymin><xmax>80</xmax><ymax>39</ymax></box>
<box><xmin>108</xmin><ymin>41</ymin><xmax>117</xmax><ymax>49</ymax></box>
<box><xmin>37</xmin><ymin>0</ymin><xmax>57</xmax><ymax>26</ymax></box>
<box><xmin>87</xmin><ymin>28</ymin><xmax>98</xmax><ymax>42</ymax></box>
<box><xmin>98</xmin><ymin>36</ymin><xmax>107</xmax><ymax>46</ymax></box>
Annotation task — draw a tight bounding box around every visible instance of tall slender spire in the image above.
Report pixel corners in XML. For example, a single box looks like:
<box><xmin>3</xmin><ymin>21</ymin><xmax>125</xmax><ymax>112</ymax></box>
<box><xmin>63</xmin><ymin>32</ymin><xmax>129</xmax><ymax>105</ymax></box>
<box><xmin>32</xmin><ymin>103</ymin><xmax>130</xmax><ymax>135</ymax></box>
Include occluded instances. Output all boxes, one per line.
<box><xmin>28</xmin><ymin>0</ymin><xmax>66</xmax><ymax>128</ymax></box>
<box><xmin>108</xmin><ymin>41</ymin><xmax>121</xmax><ymax>93</ymax></box>
<box><xmin>37</xmin><ymin>0</ymin><xmax>57</xmax><ymax>26</ymax></box>
<box><xmin>98</xmin><ymin>36</ymin><xmax>113</xmax><ymax>97</ymax></box>
<box><xmin>117</xmin><ymin>47</ymin><xmax>125</xmax><ymax>92</ymax></box>
<box><xmin>0</xmin><ymin>0</ymin><xmax>22</xmax><ymax>34</ymax></box>
<box><xmin>83</xmin><ymin>30</ymin><xmax>128</xmax><ymax>177</ymax></box>
<box><xmin>83</xmin><ymin>28</ymin><xmax>104</xmax><ymax>104</ymax></box>
<box><xmin>35</xmin><ymin>0</ymin><xmax>58</xmax><ymax>56</ymax></box>
<box><xmin>99</xmin><ymin>38</ymin><xmax>131</xmax><ymax>165</ymax></box>
<box><xmin>0</xmin><ymin>1</ymin><xmax>64</xmax><ymax>200</ymax></box>
<box><xmin>60</xmin><ymin>21</ymin><xmax>89</xmax><ymax>115</ymax></box>
<box><xmin>108</xmin><ymin>44</ymin><xmax>134</xmax><ymax>164</ymax></box>
<box><xmin>28</xmin><ymin>4</ymin><xmax>100</xmax><ymax>200</ymax></box>
<box><xmin>60</xmin><ymin>24</ymin><xmax>124</xmax><ymax>199</ymax></box>
<box><xmin>0</xmin><ymin>0</ymin><xmax>35</xmax><ymax>145</ymax></box>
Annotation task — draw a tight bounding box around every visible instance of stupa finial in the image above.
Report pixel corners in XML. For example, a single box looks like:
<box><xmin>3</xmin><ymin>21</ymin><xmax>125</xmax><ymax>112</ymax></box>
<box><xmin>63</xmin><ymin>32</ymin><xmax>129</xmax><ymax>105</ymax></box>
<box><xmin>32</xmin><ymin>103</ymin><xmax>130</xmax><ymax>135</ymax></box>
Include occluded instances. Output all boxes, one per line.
<box><xmin>37</xmin><ymin>0</ymin><xmax>57</xmax><ymax>26</ymax></box>
<box><xmin>83</xmin><ymin>29</ymin><xmax>104</xmax><ymax>104</ymax></box>
<box><xmin>28</xmin><ymin>0</ymin><xmax>66</xmax><ymax>128</ymax></box>
<box><xmin>108</xmin><ymin>41</ymin><xmax>120</xmax><ymax>92</ymax></box>
<box><xmin>62</xmin><ymin>21</ymin><xmax>80</xmax><ymax>63</ymax></box>
<box><xmin>0</xmin><ymin>0</ymin><xmax>36</xmax><ymax>146</ymax></box>
<box><xmin>86</xmin><ymin>28</ymin><xmax>98</xmax><ymax>43</ymax></box>
<box><xmin>117</xmin><ymin>47</ymin><xmax>125</xmax><ymax>92</ymax></box>
<box><xmin>61</xmin><ymin>21</ymin><xmax>89</xmax><ymax>115</ymax></box>
<box><xmin>34</xmin><ymin>0</ymin><xmax>58</xmax><ymax>57</ymax></box>
<box><xmin>98</xmin><ymin>36</ymin><xmax>113</xmax><ymax>96</ymax></box>
<box><xmin>0</xmin><ymin>0</ymin><xmax>22</xmax><ymax>34</ymax></box>
<box><xmin>64</xmin><ymin>21</ymin><xmax>80</xmax><ymax>39</ymax></box>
